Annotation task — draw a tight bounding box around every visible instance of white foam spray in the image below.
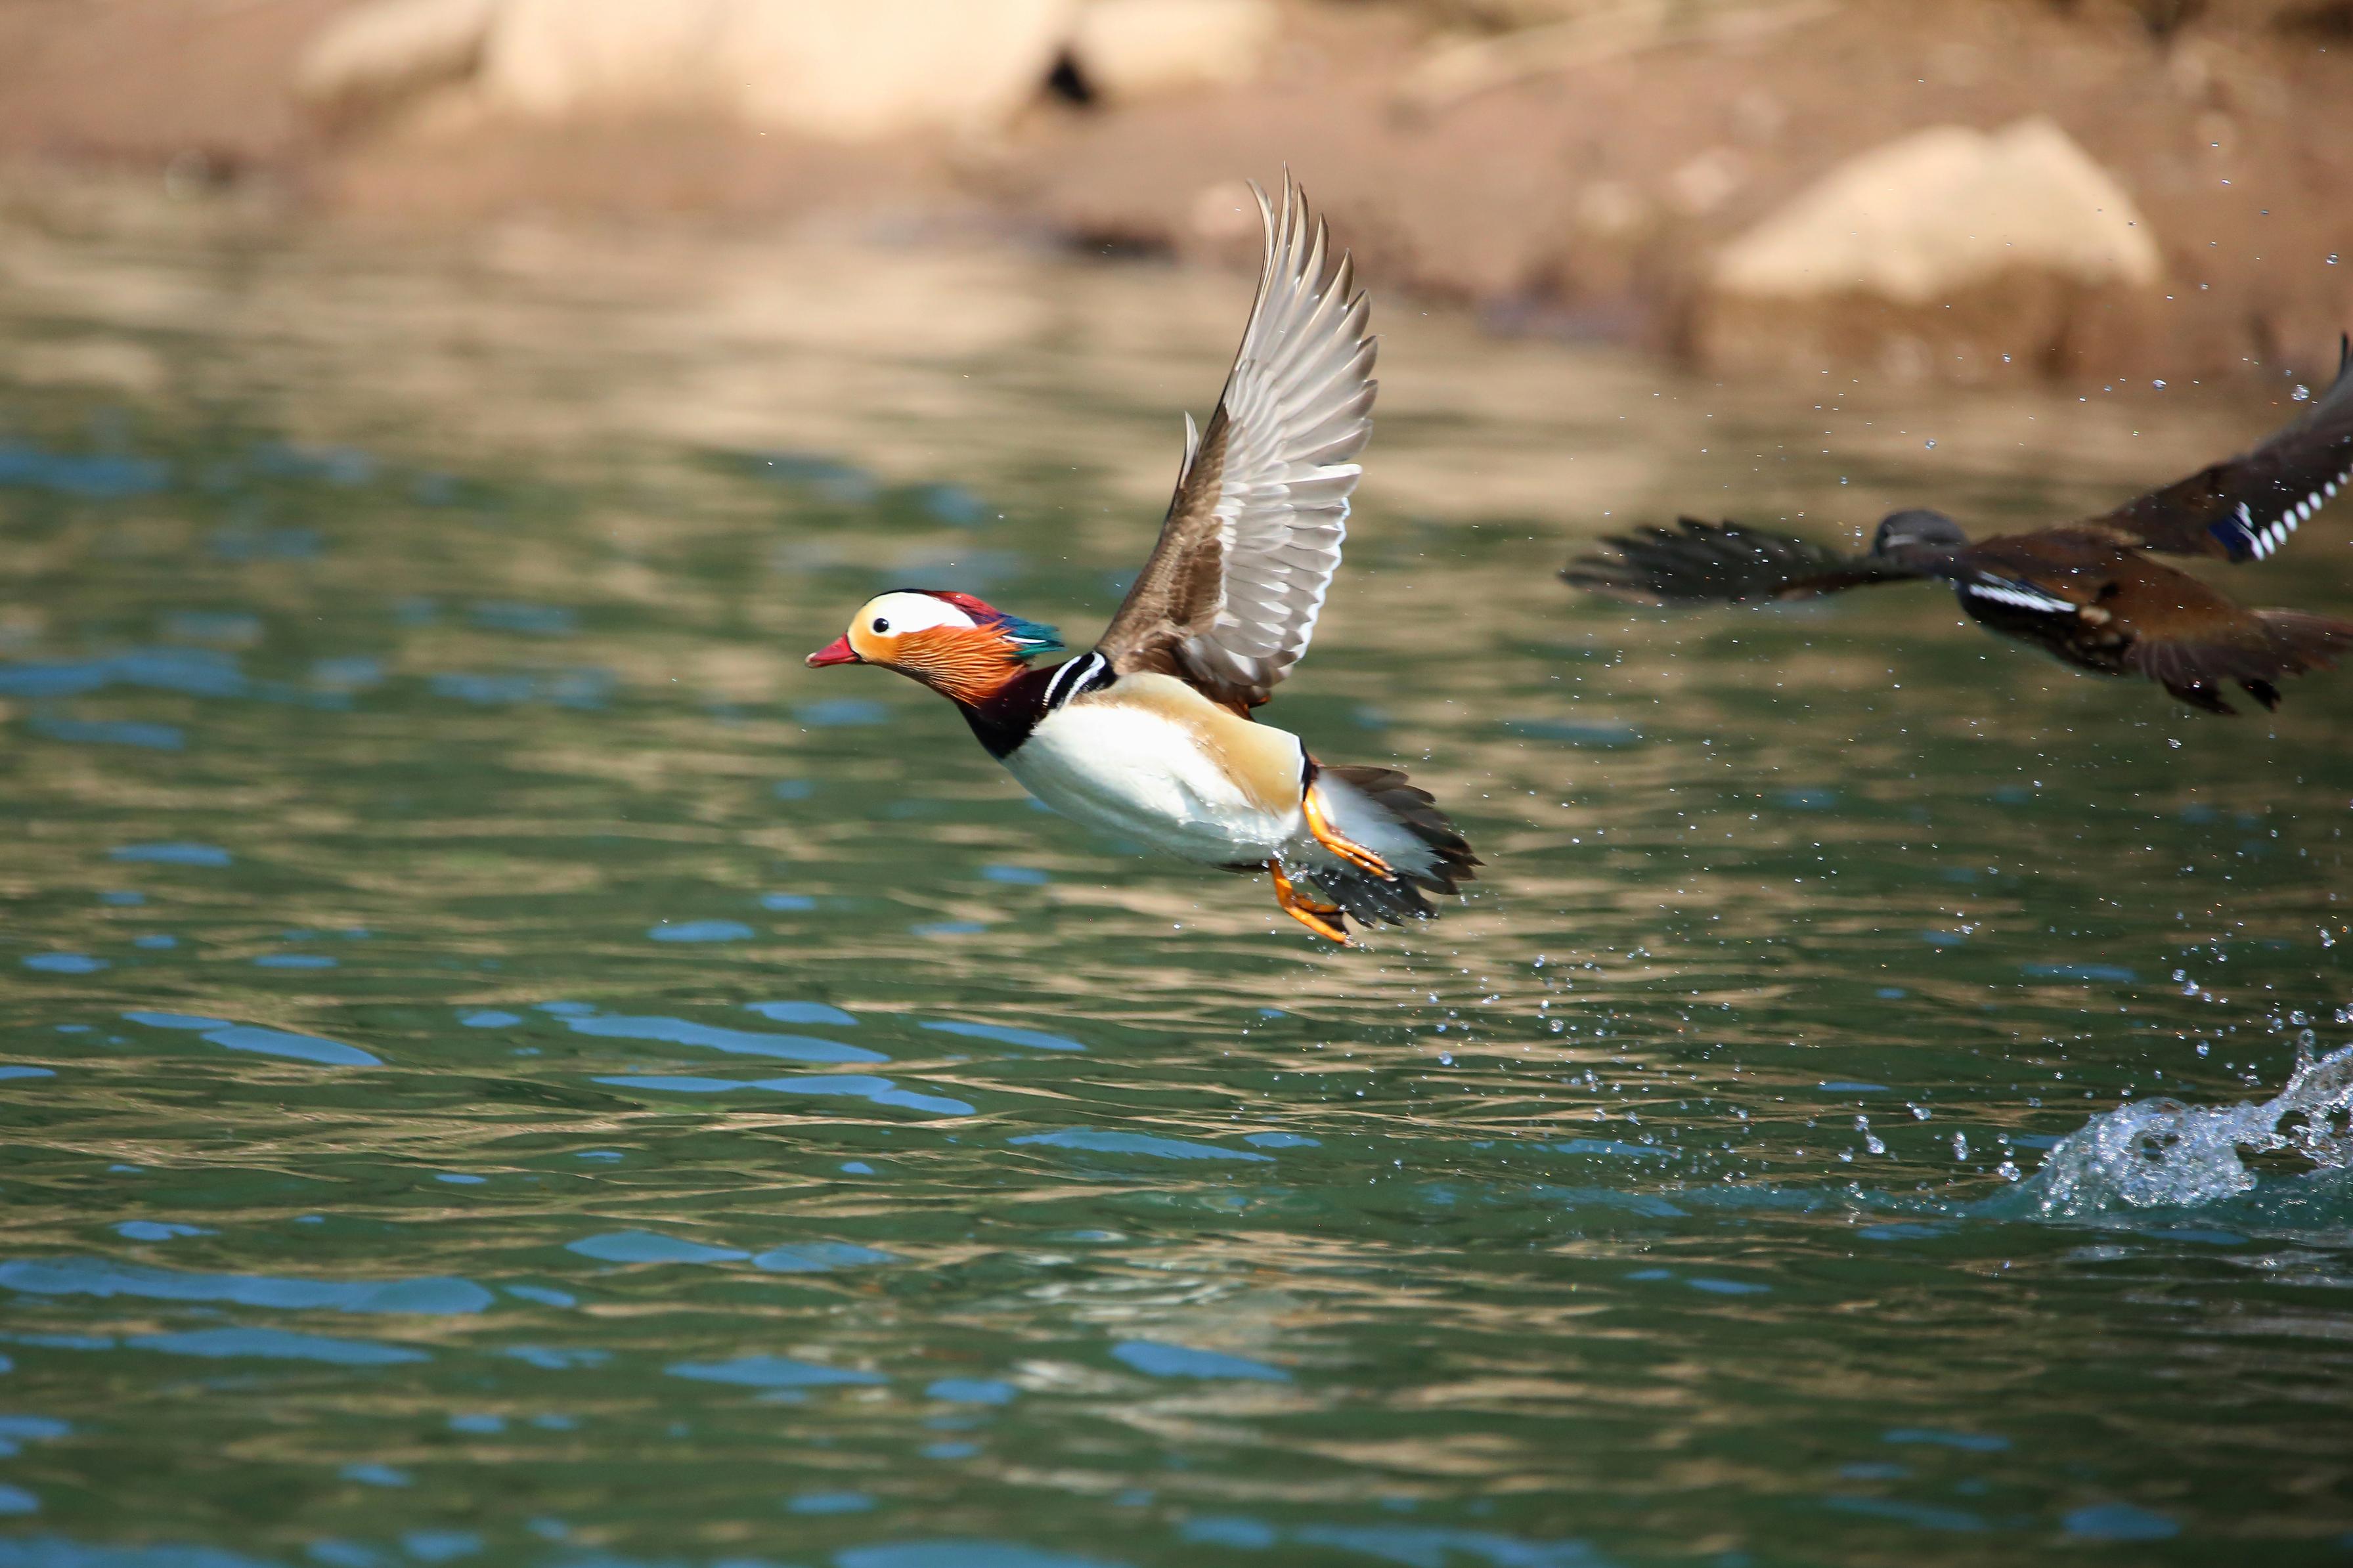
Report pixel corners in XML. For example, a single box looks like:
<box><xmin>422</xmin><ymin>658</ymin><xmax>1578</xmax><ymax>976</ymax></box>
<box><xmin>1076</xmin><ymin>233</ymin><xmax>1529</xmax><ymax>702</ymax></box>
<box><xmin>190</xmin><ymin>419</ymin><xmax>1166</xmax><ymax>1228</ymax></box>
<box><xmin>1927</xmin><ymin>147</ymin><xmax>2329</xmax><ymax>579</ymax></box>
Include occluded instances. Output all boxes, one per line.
<box><xmin>2033</xmin><ymin>1036</ymin><xmax>2353</xmax><ymax>1217</ymax></box>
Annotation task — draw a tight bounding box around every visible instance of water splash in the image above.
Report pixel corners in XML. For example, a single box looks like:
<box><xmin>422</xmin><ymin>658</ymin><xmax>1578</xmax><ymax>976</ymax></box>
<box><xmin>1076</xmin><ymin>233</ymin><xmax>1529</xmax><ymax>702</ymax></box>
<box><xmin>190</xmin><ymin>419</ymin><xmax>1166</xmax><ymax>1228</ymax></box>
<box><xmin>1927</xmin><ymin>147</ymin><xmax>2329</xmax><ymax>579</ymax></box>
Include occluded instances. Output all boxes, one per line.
<box><xmin>2033</xmin><ymin>1037</ymin><xmax>2353</xmax><ymax>1217</ymax></box>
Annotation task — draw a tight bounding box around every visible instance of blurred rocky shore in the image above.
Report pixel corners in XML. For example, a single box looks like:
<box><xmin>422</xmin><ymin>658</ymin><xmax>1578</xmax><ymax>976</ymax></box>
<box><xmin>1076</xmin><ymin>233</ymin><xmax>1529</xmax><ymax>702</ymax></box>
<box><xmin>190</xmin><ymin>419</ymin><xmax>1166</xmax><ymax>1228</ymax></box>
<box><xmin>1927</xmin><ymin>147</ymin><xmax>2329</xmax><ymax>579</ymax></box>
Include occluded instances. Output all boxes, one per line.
<box><xmin>3</xmin><ymin>0</ymin><xmax>2351</xmax><ymax>389</ymax></box>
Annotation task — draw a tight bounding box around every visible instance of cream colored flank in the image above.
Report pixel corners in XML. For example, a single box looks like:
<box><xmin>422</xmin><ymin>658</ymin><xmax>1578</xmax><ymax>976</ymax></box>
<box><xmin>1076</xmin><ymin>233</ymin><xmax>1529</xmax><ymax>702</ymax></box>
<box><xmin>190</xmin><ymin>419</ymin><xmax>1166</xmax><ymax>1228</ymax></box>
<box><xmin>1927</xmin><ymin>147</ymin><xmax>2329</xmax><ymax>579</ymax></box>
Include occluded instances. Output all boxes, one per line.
<box><xmin>1001</xmin><ymin>672</ymin><xmax>1439</xmax><ymax>884</ymax></box>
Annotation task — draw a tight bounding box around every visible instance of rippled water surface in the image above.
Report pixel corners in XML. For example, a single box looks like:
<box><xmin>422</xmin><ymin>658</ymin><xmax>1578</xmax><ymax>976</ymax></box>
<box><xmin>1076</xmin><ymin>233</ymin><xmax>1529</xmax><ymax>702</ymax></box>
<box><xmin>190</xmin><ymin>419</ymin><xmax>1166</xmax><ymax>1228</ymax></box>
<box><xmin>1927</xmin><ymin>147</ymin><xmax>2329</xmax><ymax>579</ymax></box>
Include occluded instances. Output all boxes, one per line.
<box><xmin>5</xmin><ymin>194</ymin><xmax>2353</xmax><ymax>1568</ymax></box>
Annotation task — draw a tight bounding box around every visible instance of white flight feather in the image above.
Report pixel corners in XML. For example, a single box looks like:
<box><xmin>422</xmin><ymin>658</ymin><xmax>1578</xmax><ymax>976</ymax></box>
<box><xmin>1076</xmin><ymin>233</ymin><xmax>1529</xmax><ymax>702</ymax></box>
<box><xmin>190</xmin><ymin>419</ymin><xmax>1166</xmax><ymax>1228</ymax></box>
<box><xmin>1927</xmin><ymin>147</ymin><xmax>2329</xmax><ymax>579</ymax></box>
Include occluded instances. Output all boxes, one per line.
<box><xmin>1179</xmin><ymin>175</ymin><xmax>1377</xmax><ymax>700</ymax></box>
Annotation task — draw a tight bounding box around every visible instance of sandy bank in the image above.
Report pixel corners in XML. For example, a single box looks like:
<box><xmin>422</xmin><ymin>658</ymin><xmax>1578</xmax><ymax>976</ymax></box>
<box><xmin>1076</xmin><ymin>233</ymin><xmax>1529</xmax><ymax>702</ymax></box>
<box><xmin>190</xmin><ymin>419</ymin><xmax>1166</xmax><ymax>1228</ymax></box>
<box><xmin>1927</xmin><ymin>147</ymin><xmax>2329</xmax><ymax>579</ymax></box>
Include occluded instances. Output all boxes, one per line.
<box><xmin>1</xmin><ymin>0</ymin><xmax>2350</xmax><ymax>389</ymax></box>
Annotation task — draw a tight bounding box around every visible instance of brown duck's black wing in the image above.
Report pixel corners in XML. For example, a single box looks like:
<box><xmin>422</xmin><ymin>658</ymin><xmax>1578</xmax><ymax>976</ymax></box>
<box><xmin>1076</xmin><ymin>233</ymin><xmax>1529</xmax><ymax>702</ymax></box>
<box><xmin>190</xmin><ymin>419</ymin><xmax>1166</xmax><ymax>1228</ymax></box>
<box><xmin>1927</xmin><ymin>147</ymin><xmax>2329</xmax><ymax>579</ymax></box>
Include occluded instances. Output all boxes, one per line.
<box><xmin>1564</xmin><ymin>517</ymin><xmax>1923</xmax><ymax>604</ymax></box>
<box><xmin>2087</xmin><ymin>334</ymin><xmax>2353</xmax><ymax>564</ymax></box>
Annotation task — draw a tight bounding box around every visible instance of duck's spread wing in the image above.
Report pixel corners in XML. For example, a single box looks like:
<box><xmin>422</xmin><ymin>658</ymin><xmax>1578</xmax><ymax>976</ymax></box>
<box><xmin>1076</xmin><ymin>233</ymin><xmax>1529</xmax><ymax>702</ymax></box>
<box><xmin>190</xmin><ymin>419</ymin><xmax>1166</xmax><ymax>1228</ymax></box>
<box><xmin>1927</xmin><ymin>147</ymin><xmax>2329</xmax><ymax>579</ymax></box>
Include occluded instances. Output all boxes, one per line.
<box><xmin>1564</xmin><ymin>517</ymin><xmax>1922</xmax><ymax>603</ymax></box>
<box><xmin>1095</xmin><ymin>175</ymin><xmax>1376</xmax><ymax>711</ymax></box>
<box><xmin>2086</xmin><ymin>335</ymin><xmax>2353</xmax><ymax>563</ymax></box>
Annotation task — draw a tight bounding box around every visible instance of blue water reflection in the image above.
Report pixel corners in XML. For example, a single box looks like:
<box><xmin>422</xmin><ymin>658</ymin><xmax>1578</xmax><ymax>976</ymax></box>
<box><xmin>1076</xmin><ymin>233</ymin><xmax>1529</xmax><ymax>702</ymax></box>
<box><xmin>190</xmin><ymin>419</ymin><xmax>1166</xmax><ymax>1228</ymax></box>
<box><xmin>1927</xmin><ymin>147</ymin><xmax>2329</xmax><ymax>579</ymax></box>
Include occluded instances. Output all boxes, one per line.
<box><xmin>1111</xmin><ymin>1341</ymin><xmax>1288</xmax><ymax>1382</ymax></box>
<box><xmin>563</xmin><ymin>1014</ymin><xmax>883</xmax><ymax>1064</ymax></box>
<box><xmin>594</xmin><ymin>1074</ymin><xmax>973</xmax><ymax>1116</ymax></box>
<box><xmin>666</xmin><ymin>1357</ymin><xmax>885</xmax><ymax>1389</ymax></box>
<box><xmin>0</xmin><ymin>1258</ymin><xmax>489</xmax><ymax>1313</ymax></box>
<box><xmin>125</xmin><ymin>1328</ymin><xmax>427</xmax><ymax>1365</ymax></box>
<box><xmin>121</xmin><ymin>1013</ymin><xmax>380</xmax><ymax>1067</ymax></box>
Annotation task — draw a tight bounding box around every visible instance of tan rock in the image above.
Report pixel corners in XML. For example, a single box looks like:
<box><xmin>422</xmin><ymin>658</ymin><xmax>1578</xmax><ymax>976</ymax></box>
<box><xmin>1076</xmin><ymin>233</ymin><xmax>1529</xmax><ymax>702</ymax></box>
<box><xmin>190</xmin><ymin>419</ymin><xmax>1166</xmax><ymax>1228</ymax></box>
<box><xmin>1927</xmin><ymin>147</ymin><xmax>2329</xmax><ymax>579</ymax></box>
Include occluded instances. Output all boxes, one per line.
<box><xmin>1711</xmin><ymin>117</ymin><xmax>2162</xmax><ymax>303</ymax></box>
<box><xmin>732</xmin><ymin>0</ymin><xmax>1078</xmax><ymax>137</ymax></box>
<box><xmin>479</xmin><ymin>0</ymin><xmax>1078</xmax><ymax>140</ymax></box>
<box><xmin>1694</xmin><ymin>118</ymin><xmax>2164</xmax><ymax>383</ymax></box>
<box><xmin>294</xmin><ymin>0</ymin><xmax>500</xmax><ymax>120</ymax></box>
<box><xmin>479</xmin><ymin>0</ymin><xmax>732</xmax><ymax>120</ymax></box>
<box><xmin>1068</xmin><ymin>0</ymin><xmax>1278</xmax><ymax>103</ymax></box>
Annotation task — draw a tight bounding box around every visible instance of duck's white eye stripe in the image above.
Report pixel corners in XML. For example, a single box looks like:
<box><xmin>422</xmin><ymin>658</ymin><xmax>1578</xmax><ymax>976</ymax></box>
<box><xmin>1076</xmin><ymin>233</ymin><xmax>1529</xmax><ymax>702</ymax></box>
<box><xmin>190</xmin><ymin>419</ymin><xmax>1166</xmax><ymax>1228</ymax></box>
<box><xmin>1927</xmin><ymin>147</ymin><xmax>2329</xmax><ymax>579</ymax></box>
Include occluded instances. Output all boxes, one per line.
<box><xmin>862</xmin><ymin>592</ymin><xmax>977</xmax><ymax>634</ymax></box>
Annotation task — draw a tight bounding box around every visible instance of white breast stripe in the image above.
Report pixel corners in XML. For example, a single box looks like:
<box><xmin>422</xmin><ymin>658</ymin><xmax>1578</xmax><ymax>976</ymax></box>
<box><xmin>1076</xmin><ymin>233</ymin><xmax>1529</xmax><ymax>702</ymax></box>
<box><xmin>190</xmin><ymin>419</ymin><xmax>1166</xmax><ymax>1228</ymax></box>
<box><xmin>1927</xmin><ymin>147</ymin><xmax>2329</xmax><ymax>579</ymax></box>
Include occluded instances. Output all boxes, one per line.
<box><xmin>1041</xmin><ymin>652</ymin><xmax>1111</xmax><ymax>714</ymax></box>
<box><xmin>1963</xmin><ymin>578</ymin><xmax>2077</xmax><ymax>615</ymax></box>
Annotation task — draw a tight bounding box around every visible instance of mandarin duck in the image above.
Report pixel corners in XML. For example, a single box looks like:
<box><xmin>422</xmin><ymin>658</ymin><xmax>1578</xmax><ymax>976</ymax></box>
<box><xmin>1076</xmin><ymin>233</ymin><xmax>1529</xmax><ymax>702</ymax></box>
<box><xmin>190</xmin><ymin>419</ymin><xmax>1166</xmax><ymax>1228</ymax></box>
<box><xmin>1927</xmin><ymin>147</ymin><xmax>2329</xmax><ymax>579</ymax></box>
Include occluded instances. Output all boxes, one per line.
<box><xmin>806</xmin><ymin>177</ymin><xmax>1476</xmax><ymax>944</ymax></box>
<box><xmin>1566</xmin><ymin>339</ymin><xmax>2353</xmax><ymax>714</ymax></box>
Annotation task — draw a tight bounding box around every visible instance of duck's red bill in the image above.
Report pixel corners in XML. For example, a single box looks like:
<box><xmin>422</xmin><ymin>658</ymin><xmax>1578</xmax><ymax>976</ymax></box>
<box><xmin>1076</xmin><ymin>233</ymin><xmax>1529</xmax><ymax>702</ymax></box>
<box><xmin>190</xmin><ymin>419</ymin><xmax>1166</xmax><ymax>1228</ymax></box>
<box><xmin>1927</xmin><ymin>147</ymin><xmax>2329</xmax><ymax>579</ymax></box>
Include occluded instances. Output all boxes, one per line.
<box><xmin>804</xmin><ymin>630</ymin><xmax>861</xmax><ymax>664</ymax></box>
<box><xmin>805</xmin><ymin>636</ymin><xmax>860</xmax><ymax>668</ymax></box>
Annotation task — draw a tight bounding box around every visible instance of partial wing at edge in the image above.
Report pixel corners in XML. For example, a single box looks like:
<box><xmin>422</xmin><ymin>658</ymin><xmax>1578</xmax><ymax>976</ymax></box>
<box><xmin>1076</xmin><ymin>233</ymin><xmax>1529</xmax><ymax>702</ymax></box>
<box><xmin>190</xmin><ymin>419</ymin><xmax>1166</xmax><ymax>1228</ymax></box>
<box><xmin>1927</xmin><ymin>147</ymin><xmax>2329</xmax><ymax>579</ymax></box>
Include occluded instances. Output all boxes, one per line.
<box><xmin>2088</xmin><ymin>335</ymin><xmax>2353</xmax><ymax>563</ymax></box>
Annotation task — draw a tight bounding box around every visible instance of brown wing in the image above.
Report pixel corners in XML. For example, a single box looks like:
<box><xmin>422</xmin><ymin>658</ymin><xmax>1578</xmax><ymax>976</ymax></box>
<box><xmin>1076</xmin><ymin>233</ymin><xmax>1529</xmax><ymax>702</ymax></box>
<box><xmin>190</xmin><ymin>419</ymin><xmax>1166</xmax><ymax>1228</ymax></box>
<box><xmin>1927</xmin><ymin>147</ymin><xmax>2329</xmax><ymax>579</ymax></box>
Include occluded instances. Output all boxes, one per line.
<box><xmin>1565</xmin><ymin>517</ymin><xmax>1924</xmax><ymax>603</ymax></box>
<box><xmin>2084</xmin><ymin>334</ymin><xmax>2353</xmax><ymax>563</ymax></box>
<box><xmin>1094</xmin><ymin>175</ymin><xmax>1377</xmax><ymax>711</ymax></box>
<box><xmin>2117</xmin><ymin>583</ymin><xmax>2353</xmax><ymax>714</ymax></box>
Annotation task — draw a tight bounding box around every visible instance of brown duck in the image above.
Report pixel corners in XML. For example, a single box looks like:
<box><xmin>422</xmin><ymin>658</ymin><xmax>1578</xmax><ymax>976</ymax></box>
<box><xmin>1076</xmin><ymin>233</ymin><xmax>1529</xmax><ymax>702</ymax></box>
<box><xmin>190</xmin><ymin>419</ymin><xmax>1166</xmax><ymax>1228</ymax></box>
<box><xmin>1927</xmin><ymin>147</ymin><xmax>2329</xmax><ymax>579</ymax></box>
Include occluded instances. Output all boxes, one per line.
<box><xmin>1566</xmin><ymin>340</ymin><xmax>2353</xmax><ymax>714</ymax></box>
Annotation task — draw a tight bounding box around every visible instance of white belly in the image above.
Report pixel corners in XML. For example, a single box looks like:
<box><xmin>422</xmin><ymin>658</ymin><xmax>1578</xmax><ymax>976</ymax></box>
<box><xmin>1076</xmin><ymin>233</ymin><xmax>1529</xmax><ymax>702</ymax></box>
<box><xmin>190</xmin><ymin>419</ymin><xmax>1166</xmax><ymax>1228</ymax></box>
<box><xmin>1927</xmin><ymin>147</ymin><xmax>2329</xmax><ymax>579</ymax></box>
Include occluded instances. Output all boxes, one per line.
<box><xmin>1002</xmin><ymin>700</ymin><xmax>1302</xmax><ymax>865</ymax></box>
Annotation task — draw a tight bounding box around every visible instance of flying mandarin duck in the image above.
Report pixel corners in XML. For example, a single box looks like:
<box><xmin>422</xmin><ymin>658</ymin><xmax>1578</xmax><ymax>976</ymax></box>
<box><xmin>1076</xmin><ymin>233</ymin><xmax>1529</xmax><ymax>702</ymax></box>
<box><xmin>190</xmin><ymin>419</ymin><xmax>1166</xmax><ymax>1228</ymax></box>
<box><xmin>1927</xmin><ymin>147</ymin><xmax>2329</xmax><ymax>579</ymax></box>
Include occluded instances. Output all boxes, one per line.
<box><xmin>806</xmin><ymin>177</ymin><xmax>1476</xmax><ymax>944</ymax></box>
<box><xmin>1566</xmin><ymin>339</ymin><xmax>2353</xmax><ymax>714</ymax></box>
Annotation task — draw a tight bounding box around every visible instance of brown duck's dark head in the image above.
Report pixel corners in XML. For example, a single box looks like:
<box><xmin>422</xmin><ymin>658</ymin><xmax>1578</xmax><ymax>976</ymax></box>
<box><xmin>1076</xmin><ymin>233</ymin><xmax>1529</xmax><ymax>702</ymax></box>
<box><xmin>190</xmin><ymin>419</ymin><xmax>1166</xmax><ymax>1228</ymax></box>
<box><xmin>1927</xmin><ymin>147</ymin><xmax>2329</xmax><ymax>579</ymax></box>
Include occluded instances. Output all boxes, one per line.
<box><xmin>1872</xmin><ymin>509</ymin><xmax>1968</xmax><ymax>555</ymax></box>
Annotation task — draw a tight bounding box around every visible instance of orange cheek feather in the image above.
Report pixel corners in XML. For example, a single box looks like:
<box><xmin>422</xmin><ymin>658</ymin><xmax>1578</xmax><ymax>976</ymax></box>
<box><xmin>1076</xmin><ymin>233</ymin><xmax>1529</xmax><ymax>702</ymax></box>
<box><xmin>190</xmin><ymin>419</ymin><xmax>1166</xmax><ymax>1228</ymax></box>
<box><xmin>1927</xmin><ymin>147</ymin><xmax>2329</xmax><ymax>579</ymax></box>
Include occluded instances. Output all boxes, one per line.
<box><xmin>880</xmin><ymin>628</ymin><xmax>1024</xmax><ymax>705</ymax></box>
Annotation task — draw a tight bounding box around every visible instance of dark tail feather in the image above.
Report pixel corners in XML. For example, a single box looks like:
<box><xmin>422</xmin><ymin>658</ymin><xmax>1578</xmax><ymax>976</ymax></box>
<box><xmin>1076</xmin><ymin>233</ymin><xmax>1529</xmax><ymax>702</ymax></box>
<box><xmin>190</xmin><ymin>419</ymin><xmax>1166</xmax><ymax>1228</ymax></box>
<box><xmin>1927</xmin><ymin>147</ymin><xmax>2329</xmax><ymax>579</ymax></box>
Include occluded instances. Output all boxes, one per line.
<box><xmin>1309</xmin><ymin>765</ymin><xmax>1479</xmax><ymax>928</ymax></box>
<box><xmin>2256</xmin><ymin>609</ymin><xmax>2353</xmax><ymax>671</ymax></box>
<box><xmin>1313</xmin><ymin>863</ymin><xmax>1437</xmax><ymax>926</ymax></box>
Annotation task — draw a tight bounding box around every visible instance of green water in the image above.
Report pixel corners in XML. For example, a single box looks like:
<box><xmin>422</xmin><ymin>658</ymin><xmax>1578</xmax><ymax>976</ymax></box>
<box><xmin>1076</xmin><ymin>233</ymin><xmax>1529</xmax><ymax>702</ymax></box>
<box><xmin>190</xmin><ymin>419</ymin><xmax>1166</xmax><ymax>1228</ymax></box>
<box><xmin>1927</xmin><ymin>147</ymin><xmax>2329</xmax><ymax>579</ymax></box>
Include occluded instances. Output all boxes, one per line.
<box><xmin>4</xmin><ymin>199</ymin><xmax>2353</xmax><ymax>1568</ymax></box>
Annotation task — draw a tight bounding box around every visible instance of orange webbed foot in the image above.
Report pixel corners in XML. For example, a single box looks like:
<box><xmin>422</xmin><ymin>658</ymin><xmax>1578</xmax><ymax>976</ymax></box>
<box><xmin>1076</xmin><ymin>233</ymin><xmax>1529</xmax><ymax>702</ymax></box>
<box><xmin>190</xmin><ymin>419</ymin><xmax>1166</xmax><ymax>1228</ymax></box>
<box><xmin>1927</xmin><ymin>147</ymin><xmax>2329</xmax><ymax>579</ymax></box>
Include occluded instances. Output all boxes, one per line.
<box><xmin>1302</xmin><ymin>787</ymin><xmax>1392</xmax><ymax>879</ymax></box>
<box><xmin>1270</xmin><ymin>861</ymin><xmax>1351</xmax><ymax>946</ymax></box>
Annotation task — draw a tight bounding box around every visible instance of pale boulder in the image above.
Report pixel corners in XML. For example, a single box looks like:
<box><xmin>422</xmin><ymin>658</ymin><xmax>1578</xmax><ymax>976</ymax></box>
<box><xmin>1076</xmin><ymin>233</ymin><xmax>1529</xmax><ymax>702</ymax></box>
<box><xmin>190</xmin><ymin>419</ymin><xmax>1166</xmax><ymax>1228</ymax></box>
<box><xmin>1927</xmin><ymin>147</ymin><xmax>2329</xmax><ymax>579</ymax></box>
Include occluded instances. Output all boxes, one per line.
<box><xmin>1711</xmin><ymin>117</ymin><xmax>2162</xmax><ymax>303</ymax></box>
<box><xmin>1694</xmin><ymin>117</ymin><xmax>2163</xmax><ymax>383</ymax></box>
<box><xmin>1068</xmin><ymin>0</ymin><xmax>1278</xmax><ymax>102</ymax></box>
<box><xmin>479</xmin><ymin>0</ymin><xmax>733</xmax><ymax>120</ymax></box>
<box><xmin>479</xmin><ymin>0</ymin><xmax>1080</xmax><ymax>140</ymax></box>
<box><xmin>731</xmin><ymin>0</ymin><xmax>1079</xmax><ymax>137</ymax></box>
<box><xmin>294</xmin><ymin>0</ymin><xmax>501</xmax><ymax>119</ymax></box>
